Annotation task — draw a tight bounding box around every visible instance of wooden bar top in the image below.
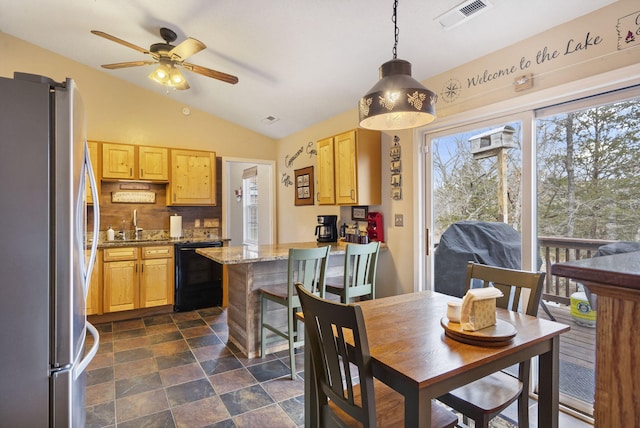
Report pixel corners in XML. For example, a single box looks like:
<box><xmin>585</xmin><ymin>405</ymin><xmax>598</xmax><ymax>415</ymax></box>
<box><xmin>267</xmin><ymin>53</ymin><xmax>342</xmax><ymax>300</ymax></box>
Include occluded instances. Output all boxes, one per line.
<box><xmin>551</xmin><ymin>250</ymin><xmax>640</xmax><ymax>292</ymax></box>
<box><xmin>551</xmin><ymin>250</ymin><xmax>640</xmax><ymax>427</ymax></box>
<box><xmin>196</xmin><ymin>241</ymin><xmax>385</xmax><ymax>265</ymax></box>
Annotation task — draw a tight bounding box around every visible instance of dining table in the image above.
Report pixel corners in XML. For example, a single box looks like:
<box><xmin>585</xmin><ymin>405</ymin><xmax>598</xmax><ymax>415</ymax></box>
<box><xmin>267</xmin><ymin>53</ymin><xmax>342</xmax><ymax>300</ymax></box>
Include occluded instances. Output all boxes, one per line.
<box><xmin>302</xmin><ymin>290</ymin><xmax>570</xmax><ymax>428</ymax></box>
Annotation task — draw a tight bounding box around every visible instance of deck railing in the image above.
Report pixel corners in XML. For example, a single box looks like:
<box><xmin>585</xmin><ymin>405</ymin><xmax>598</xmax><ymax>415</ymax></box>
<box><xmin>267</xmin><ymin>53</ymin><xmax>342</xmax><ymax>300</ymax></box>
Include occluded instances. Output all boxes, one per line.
<box><xmin>538</xmin><ymin>236</ymin><xmax>616</xmax><ymax>305</ymax></box>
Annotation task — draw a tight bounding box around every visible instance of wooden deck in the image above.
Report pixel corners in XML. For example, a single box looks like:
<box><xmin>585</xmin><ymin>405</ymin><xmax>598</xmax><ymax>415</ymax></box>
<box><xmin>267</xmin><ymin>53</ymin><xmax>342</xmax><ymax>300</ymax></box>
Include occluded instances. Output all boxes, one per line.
<box><xmin>539</xmin><ymin>300</ymin><xmax>596</xmax><ymax>371</ymax></box>
<box><xmin>538</xmin><ymin>299</ymin><xmax>595</xmax><ymax>415</ymax></box>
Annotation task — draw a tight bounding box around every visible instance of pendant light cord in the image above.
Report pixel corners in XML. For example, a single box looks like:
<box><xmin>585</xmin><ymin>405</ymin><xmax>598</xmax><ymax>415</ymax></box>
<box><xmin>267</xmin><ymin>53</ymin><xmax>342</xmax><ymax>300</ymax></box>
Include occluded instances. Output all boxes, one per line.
<box><xmin>392</xmin><ymin>0</ymin><xmax>399</xmax><ymax>59</ymax></box>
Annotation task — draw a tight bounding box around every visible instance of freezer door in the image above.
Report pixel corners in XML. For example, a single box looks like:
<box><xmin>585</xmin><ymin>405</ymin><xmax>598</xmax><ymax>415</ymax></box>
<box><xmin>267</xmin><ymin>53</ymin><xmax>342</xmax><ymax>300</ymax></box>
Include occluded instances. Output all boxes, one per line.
<box><xmin>0</xmin><ymin>74</ymin><xmax>52</xmax><ymax>427</ymax></box>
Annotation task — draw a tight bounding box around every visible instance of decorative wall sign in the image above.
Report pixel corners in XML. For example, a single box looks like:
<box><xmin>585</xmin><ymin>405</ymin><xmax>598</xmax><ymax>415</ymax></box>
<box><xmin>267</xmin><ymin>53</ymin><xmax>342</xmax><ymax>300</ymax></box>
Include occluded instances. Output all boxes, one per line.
<box><xmin>294</xmin><ymin>166</ymin><xmax>314</xmax><ymax>206</ymax></box>
<box><xmin>119</xmin><ymin>182</ymin><xmax>151</xmax><ymax>190</ymax></box>
<box><xmin>111</xmin><ymin>191</ymin><xmax>156</xmax><ymax>203</ymax></box>
<box><xmin>390</xmin><ymin>142</ymin><xmax>401</xmax><ymax>160</ymax></box>
<box><xmin>391</xmin><ymin>187</ymin><xmax>402</xmax><ymax>200</ymax></box>
<box><xmin>390</xmin><ymin>136</ymin><xmax>403</xmax><ymax>200</ymax></box>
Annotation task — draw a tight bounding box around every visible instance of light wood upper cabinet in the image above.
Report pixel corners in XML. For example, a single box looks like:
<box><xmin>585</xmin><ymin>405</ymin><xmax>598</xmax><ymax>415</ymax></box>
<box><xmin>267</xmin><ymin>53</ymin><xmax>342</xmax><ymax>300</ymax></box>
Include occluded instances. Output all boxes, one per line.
<box><xmin>168</xmin><ymin>149</ymin><xmax>216</xmax><ymax>205</ymax></box>
<box><xmin>102</xmin><ymin>245</ymin><xmax>174</xmax><ymax>313</ymax></box>
<box><xmin>102</xmin><ymin>143</ymin><xmax>136</xmax><ymax>179</ymax></box>
<box><xmin>317</xmin><ymin>129</ymin><xmax>381</xmax><ymax>206</ymax></box>
<box><xmin>101</xmin><ymin>142</ymin><xmax>168</xmax><ymax>181</ymax></box>
<box><xmin>139</xmin><ymin>146</ymin><xmax>169</xmax><ymax>181</ymax></box>
<box><xmin>316</xmin><ymin>137</ymin><xmax>335</xmax><ymax>205</ymax></box>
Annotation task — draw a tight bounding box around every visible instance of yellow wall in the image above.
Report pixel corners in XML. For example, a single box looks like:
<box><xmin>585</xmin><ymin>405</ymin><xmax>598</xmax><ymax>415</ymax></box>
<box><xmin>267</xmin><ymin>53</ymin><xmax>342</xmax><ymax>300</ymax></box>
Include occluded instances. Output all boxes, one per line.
<box><xmin>0</xmin><ymin>32</ymin><xmax>277</xmax><ymax>155</ymax></box>
<box><xmin>276</xmin><ymin>0</ymin><xmax>640</xmax><ymax>297</ymax></box>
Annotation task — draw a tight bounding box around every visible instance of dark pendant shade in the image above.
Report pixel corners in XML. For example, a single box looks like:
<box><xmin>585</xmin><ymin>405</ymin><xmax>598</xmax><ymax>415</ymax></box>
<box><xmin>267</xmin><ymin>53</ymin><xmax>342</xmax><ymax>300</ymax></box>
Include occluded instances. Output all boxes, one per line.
<box><xmin>359</xmin><ymin>59</ymin><xmax>437</xmax><ymax>131</ymax></box>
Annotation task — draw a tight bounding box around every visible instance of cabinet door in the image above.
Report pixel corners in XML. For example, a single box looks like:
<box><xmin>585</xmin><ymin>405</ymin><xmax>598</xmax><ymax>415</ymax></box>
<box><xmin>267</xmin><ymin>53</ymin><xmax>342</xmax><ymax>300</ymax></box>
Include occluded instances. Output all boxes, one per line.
<box><xmin>140</xmin><ymin>257</ymin><xmax>173</xmax><ymax>308</ymax></box>
<box><xmin>102</xmin><ymin>143</ymin><xmax>135</xmax><ymax>179</ymax></box>
<box><xmin>169</xmin><ymin>149</ymin><xmax>216</xmax><ymax>205</ymax></box>
<box><xmin>103</xmin><ymin>260</ymin><xmax>138</xmax><ymax>312</ymax></box>
<box><xmin>334</xmin><ymin>130</ymin><xmax>358</xmax><ymax>204</ymax></box>
<box><xmin>139</xmin><ymin>146</ymin><xmax>169</xmax><ymax>181</ymax></box>
<box><xmin>316</xmin><ymin>137</ymin><xmax>335</xmax><ymax>205</ymax></box>
<box><xmin>85</xmin><ymin>250</ymin><xmax>102</xmax><ymax>315</ymax></box>
<box><xmin>85</xmin><ymin>141</ymin><xmax>99</xmax><ymax>205</ymax></box>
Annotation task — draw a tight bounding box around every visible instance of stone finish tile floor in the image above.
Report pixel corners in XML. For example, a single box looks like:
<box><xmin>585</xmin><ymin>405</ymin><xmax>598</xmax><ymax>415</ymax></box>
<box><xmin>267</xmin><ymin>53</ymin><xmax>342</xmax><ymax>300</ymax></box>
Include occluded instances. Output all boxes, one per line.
<box><xmin>85</xmin><ymin>307</ymin><xmax>305</xmax><ymax>428</ymax></box>
<box><xmin>85</xmin><ymin>306</ymin><xmax>593</xmax><ymax>428</ymax></box>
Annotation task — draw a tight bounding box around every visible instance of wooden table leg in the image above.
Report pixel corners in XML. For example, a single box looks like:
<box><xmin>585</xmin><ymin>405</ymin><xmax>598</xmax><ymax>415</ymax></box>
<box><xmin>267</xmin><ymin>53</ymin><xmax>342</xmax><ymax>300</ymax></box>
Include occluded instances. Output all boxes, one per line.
<box><xmin>538</xmin><ymin>336</ymin><xmax>560</xmax><ymax>428</ymax></box>
<box><xmin>404</xmin><ymin>389</ymin><xmax>431</xmax><ymax>428</ymax></box>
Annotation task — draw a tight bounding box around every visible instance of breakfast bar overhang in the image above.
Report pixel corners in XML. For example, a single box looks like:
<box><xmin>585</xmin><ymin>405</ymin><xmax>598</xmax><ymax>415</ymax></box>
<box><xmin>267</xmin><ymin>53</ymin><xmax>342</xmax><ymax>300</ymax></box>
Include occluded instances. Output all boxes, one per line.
<box><xmin>196</xmin><ymin>242</ymin><xmax>368</xmax><ymax>358</ymax></box>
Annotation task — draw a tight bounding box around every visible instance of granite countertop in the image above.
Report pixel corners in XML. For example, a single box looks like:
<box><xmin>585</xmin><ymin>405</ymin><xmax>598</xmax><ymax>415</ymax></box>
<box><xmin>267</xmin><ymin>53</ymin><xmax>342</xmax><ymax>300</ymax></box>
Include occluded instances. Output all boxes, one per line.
<box><xmin>92</xmin><ymin>236</ymin><xmax>230</xmax><ymax>249</ymax></box>
<box><xmin>196</xmin><ymin>241</ymin><xmax>385</xmax><ymax>265</ymax></box>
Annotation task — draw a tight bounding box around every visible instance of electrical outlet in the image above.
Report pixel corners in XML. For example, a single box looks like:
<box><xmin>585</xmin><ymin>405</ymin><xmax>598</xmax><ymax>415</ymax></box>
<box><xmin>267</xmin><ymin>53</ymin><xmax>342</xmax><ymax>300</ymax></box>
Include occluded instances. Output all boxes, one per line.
<box><xmin>394</xmin><ymin>214</ymin><xmax>404</xmax><ymax>227</ymax></box>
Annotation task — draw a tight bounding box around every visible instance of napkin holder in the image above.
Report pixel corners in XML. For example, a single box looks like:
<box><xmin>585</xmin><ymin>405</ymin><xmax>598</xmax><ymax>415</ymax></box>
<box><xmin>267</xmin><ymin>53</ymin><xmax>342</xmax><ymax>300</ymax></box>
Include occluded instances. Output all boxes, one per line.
<box><xmin>460</xmin><ymin>288</ymin><xmax>504</xmax><ymax>332</ymax></box>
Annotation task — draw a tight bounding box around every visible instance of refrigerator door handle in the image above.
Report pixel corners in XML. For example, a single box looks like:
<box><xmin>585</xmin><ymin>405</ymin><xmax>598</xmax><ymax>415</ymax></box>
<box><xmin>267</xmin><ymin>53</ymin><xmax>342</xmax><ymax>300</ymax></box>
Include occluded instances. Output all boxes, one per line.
<box><xmin>84</xmin><ymin>141</ymin><xmax>100</xmax><ymax>299</ymax></box>
<box><xmin>73</xmin><ymin>322</ymin><xmax>99</xmax><ymax>380</ymax></box>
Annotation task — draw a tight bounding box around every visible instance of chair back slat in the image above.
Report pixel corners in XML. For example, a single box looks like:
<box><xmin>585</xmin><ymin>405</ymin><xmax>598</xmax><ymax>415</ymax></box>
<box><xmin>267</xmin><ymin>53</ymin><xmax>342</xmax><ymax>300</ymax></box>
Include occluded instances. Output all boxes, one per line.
<box><xmin>296</xmin><ymin>283</ymin><xmax>376</xmax><ymax>427</ymax></box>
<box><xmin>289</xmin><ymin>246</ymin><xmax>330</xmax><ymax>298</ymax></box>
<box><xmin>465</xmin><ymin>262</ymin><xmax>545</xmax><ymax>316</ymax></box>
<box><xmin>344</xmin><ymin>242</ymin><xmax>380</xmax><ymax>301</ymax></box>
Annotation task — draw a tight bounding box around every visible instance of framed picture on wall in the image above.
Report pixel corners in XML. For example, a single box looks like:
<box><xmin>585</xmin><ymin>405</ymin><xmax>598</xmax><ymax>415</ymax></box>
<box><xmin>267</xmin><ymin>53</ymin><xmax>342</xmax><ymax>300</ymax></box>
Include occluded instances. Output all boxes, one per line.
<box><xmin>351</xmin><ymin>206</ymin><xmax>368</xmax><ymax>221</ymax></box>
<box><xmin>294</xmin><ymin>166</ymin><xmax>314</xmax><ymax>206</ymax></box>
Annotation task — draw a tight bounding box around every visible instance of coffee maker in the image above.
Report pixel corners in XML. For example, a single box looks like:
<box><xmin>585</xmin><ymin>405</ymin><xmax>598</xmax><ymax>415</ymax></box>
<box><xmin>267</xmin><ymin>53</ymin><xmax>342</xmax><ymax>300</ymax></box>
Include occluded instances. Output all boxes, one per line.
<box><xmin>315</xmin><ymin>215</ymin><xmax>338</xmax><ymax>242</ymax></box>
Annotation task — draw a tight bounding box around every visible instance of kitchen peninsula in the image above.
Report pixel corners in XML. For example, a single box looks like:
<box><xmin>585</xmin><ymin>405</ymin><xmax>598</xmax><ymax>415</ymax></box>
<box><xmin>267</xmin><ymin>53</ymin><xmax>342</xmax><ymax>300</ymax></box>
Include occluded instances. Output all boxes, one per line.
<box><xmin>197</xmin><ymin>242</ymin><xmax>378</xmax><ymax>358</ymax></box>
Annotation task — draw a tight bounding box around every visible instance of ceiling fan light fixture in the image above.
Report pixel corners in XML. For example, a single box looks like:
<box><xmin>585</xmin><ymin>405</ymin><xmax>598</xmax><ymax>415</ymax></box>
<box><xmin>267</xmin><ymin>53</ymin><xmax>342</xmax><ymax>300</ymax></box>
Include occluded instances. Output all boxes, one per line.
<box><xmin>358</xmin><ymin>0</ymin><xmax>437</xmax><ymax>131</ymax></box>
<box><xmin>149</xmin><ymin>62</ymin><xmax>189</xmax><ymax>90</ymax></box>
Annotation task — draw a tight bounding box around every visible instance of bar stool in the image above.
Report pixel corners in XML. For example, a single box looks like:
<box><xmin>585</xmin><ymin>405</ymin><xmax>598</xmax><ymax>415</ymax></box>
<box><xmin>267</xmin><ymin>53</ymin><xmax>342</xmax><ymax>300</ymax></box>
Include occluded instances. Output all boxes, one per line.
<box><xmin>258</xmin><ymin>246</ymin><xmax>330</xmax><ymax>379</ymax></box>
<box><xmin>325</xmin><ymin>241</ymin><xmax>380</xmax><ymax>303</ymax></box>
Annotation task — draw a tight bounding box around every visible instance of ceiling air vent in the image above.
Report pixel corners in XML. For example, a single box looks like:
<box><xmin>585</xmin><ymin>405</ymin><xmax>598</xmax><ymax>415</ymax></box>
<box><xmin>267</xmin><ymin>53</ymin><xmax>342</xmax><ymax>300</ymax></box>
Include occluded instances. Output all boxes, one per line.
<box><xmin>435</xmin><ymin>0</ymin><xmax>493</xmax><ymax>30</ymax></box>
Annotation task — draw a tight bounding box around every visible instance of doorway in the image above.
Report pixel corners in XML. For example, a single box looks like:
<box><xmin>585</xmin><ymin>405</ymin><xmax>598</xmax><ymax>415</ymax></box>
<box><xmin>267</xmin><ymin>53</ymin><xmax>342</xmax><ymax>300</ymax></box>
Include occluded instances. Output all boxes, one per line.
<box><xmin>222</xmin><ymin>157</ymin><xmax>276</xmax><ymax>246</ymax></box>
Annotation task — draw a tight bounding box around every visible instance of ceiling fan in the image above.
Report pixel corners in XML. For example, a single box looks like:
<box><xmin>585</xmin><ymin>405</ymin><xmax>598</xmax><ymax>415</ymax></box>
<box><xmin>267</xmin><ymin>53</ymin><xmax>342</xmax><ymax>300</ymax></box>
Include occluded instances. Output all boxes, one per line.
<box><xmin>91</xmin><ymin>27</ymin><xmax>238</xmax><ymax>90</ymax></box>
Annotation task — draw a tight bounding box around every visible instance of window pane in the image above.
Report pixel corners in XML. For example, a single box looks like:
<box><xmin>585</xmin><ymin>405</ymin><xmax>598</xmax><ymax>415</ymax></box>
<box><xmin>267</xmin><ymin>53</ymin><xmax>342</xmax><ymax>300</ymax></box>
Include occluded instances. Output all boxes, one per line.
<box><xmin>432</xmin><ymin>121</ymin><xmax>523</xmax><ymax>243</ymax></box>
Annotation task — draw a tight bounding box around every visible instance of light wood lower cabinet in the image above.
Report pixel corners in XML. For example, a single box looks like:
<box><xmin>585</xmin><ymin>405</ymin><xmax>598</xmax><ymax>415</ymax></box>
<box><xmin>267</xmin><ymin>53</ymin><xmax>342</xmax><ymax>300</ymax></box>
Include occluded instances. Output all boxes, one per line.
<box><xmin>103</xmin><ymin>245</ymin><xmax>174</xmax><ymax>313</ymax></box>
<box><xmin>85</xmin><ymin>249</ymin><xmax>102</xmax><ymax>315</ymax></box>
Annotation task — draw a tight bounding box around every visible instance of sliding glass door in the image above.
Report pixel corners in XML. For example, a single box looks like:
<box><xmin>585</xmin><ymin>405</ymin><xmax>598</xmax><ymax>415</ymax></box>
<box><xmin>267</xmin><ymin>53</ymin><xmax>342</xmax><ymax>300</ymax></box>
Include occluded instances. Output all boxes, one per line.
<box><xmin>535</xmin><ymin>88</ymin><xmax>640</xmax><ymax>415</ymax></box>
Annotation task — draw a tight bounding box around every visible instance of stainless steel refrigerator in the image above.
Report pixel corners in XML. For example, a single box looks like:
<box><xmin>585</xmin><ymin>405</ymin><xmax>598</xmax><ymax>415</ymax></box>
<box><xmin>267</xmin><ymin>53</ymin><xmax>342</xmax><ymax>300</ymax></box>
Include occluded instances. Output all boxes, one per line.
<box><xmin>0</xmin><ymin>73</ymin><xmax>100</xmax><ymax>427</ymax></box>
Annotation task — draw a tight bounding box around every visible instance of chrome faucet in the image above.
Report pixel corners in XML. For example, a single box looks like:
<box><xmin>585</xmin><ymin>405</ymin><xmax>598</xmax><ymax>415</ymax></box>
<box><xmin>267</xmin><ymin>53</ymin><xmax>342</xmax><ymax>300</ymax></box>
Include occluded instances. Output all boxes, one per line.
<box><xmin>133</xmin><ymin>209</ymin><xmax>143</xmax><ymax>240</ymax></box>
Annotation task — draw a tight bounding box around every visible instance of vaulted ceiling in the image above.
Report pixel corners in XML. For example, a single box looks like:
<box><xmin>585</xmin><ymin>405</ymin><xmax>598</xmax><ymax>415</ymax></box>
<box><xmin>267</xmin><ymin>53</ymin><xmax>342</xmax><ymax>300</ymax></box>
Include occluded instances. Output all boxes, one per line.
<box><xmin>0</xmin><ymin>0</ymin><xmax>615</xmax><ymax>138</ymax></box>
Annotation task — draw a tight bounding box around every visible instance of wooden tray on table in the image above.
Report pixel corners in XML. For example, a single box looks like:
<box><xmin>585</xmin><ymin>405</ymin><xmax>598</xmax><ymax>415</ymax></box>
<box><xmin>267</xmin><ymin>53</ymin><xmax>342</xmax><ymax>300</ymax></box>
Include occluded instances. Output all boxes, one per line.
<box><xmin>441</xmin><ymin>317</ymin><xmax>517</xmax><ymax>347</ymax></box>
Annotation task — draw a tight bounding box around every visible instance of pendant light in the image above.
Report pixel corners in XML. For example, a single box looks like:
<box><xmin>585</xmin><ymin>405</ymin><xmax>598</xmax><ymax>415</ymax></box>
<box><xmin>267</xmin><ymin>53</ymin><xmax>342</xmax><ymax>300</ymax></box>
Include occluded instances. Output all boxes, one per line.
<box><xmin>359</xmin><ymin>0</ymin><xmax>436</xmax><ymax>130</ymax></box>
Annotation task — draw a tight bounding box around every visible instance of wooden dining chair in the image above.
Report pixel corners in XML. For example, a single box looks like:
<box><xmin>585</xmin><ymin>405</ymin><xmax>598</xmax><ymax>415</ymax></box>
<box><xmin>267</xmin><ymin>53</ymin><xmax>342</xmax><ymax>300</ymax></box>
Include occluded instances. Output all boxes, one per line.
<box><xmin>325</xmin><ymin>242</ymin><xmax>380</xmax><ymax>303</ymax></box>
<box><xmin>438</xmin><ymin>261</ymin><xmax>546</xmax><ymax>428</ymax></box>
<box><xmin>259</xmin><ymin>246</ymin><xmax>330</xmax><ymax>379</ymax></box>
<box><xmin>295</xmin><ymin>283</ymin><xmax>458</xmax><ymax>428</ymax></box>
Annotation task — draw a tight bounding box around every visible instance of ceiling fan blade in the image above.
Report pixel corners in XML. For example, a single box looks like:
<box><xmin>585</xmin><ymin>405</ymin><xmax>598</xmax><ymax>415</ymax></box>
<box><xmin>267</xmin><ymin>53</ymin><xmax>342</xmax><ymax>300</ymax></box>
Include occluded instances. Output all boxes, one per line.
<box><xmin>169</xmin><ymin>37</ymin><xmax>206</xmax><ymax>62</ymax></box>
<box><xmin>101</xmin><ymin>61</ymin><xmax>156</xmax><ymax>69</ymax></box>
<box><xmin>91</xmin><ymin>30</ymin><xmax>150</xmax><ymax>55</ymax></box>
<box><xmin>182</xmin><ymin>62</ymin><xmax>239</xmax><ymax>85</ymax></box>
